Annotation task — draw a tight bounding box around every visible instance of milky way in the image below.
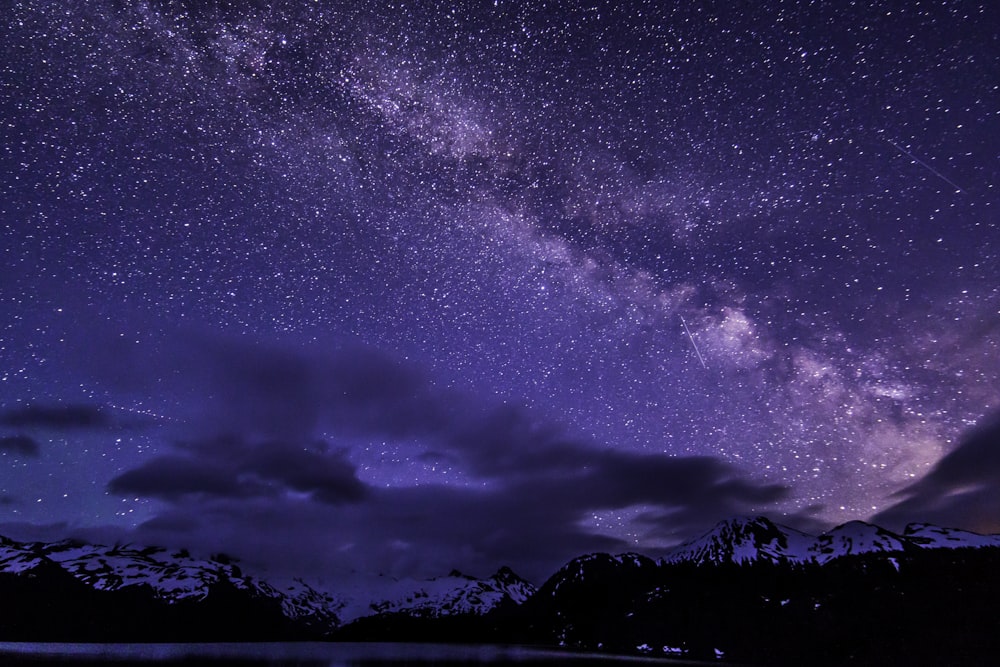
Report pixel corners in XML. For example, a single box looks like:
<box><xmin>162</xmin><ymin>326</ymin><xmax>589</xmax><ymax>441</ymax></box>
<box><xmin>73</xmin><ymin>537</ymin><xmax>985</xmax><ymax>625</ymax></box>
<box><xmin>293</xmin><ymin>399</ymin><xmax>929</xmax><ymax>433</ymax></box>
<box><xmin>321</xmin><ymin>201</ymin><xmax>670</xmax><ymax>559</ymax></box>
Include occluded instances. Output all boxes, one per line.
<box><xmin>1</xmin><ymin>1</ymin><xmax>998</xmax><ymax>581</ymax></box>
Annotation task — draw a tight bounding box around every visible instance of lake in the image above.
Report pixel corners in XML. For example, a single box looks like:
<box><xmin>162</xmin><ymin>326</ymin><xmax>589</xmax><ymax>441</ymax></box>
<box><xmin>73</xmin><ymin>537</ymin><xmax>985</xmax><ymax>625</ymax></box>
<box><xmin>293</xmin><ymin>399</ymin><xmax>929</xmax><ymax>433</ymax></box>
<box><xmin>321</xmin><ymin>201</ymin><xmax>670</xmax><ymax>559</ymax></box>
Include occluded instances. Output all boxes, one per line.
<box><xmin>0</xmin><ymin>642</ymin><xmax>702</xmax><ymax>666</ymax></box>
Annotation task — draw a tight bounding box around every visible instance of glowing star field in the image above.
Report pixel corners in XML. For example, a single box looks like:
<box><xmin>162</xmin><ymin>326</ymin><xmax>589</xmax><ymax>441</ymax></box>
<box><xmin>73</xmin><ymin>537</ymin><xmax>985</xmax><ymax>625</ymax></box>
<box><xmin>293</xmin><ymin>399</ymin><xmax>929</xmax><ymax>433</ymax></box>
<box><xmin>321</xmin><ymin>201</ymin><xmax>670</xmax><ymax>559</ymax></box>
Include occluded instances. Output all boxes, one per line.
<box><xmin>1</xmin><ymin>1</ymin><xmax>998</xmax><ymax>582</ymax></box>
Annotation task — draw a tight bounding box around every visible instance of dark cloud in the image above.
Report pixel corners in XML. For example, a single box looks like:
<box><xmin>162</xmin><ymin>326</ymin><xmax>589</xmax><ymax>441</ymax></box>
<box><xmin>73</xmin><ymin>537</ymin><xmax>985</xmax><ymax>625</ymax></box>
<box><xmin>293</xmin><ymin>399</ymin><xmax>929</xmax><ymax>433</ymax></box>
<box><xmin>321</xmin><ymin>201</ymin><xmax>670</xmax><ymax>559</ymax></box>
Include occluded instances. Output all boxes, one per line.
<box><xmin>120</xmin><ymin>443</ymin><xmax>785</xmax><ymax>583</ymax></box>
<box><xmin>238</xmin><ymin>440</ymin><xmax>366</xmax><ymax>504</ymax></box>
<box><xmin>423</xmin><ymin>400</ymin><xmax>788</xmax><ymax>542</ymax></box>
<box><xmin>109</xmin><ymin>455</ymin><xmax>256</xmax><ymax>501</ymax></box>
<box><xmin>875</xmin><ymin>412</ymin><xmax>1000</xmax><ymax>534</ymax></box>
<box><xmin>572</xmin><ymin>451</ymin><xmax>785</xmax><ymax>518</ymax></box>
<box><xmin>0</xmin><ymin>404</ymin><xmax>109</xmax><ymax>430</ymax></box>
<box><xmin>97</xmin><ymin>334</ymin><xmax>786</xmax><ymax>580</ymax></box>
<box><xmin>0</xmin><ymin>435</ymin><xmax>40</xmax><ymax>456</ymax></box>
<box><xmin>110</xmin><ymin>436</ymin><xmax>366</xmax><ymax>505</ymax></box>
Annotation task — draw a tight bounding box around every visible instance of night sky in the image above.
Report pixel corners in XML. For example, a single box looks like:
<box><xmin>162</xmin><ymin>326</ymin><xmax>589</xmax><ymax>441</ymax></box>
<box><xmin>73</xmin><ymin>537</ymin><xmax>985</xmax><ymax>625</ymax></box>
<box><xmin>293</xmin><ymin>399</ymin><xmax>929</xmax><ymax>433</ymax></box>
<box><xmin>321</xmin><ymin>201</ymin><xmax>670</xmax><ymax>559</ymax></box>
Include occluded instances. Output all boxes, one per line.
<box><xmin>1</xmin><ymin>0</ymin><xmax>998</xmax><ymax>583</ymax></box>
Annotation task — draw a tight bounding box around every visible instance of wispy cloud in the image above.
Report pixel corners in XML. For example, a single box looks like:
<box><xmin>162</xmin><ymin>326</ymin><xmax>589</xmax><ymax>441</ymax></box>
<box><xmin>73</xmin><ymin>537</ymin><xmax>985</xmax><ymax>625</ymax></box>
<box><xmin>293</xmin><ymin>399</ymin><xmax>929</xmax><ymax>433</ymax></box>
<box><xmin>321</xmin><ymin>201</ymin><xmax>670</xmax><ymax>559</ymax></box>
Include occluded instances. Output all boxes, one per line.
<box><xmin>875</xmin><ymin>412</ymin><xmax>1000</xmax><ymax>534</ymax></box>
<box><xmin>0</xmin><ymin>404</ymin><xmax>110</xmax><ymax>430</ymax></box>
<box><xmin>0</xmin><ymin>435</ymin><xmax>40</xmax><ymax>457</ymax></box>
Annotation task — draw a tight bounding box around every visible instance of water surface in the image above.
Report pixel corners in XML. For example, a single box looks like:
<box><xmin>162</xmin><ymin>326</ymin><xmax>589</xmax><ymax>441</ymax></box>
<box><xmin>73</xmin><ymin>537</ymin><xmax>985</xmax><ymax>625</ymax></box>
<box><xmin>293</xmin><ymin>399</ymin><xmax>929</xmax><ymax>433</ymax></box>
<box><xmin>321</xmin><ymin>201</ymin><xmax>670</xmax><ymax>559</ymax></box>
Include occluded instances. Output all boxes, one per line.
<box><xmin>0</xmin><ymin>642</ymin><xmax>699</xmax><ymax>666</ymax></box>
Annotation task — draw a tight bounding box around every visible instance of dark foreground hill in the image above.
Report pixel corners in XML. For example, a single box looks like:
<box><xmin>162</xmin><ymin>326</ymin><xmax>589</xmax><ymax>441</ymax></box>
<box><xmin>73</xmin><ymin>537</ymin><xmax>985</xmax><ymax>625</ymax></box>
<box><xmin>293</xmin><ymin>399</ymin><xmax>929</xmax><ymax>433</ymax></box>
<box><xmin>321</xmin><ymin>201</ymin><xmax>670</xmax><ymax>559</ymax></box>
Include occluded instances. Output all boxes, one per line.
<box><xmin>518</xmin><ymin>542</ymin><xmax>1000</xmax><ymax>664</ymax></box>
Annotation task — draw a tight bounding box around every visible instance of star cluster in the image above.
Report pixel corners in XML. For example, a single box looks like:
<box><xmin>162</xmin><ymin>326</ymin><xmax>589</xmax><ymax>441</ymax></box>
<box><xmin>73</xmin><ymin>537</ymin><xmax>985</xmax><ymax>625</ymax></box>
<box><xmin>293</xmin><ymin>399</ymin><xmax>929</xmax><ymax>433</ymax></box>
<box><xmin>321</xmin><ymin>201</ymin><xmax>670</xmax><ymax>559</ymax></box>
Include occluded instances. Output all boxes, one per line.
<box><xmin>1</xmin><ymin>0</ymin><xmax>998</xmax><ymax>580</ymax></box>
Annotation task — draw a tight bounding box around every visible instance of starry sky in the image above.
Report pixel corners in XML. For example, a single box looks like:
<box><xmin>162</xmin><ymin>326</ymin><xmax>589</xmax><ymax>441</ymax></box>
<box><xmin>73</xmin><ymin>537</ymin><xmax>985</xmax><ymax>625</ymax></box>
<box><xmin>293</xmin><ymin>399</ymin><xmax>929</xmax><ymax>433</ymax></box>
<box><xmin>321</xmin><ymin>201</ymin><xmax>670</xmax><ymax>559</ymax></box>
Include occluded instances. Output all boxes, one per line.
<box><xmin>1</xmin><ymin>0</ymin><xmax>998</xmax><ymax>583</ymax></box>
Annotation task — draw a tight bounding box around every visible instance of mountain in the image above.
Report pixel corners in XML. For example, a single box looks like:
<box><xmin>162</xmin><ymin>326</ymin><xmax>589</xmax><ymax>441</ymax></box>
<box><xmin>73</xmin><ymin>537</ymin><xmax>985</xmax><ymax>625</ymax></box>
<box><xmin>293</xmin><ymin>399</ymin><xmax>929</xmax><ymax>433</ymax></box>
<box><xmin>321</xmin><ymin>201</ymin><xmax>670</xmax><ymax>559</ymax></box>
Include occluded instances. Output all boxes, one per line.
<box><xmin>332</xmin><ymin>566</ymin><xmax>536</xmax><ymax>624</ymax></box>
<box><xmin>0</xmin><ymin>534</ymin><xmax>45</xmax><ymax>573</ymax></box>
<box><xmin>0</xmin><ymin>532</ymin><xmax>535</xmax><ymax>640</ymax></box>
<box><xmin>519</xmin><ymin>552</ymin><xmax>661</xmax><ymax>649</ymax></box>
<box><xmin>328</xmin><ymin>566</ymin><xmax>538</xmax><ymax>643</ymax></box>
<box><xmin>0</xmin><ymin>534</ymin><xmax>337</xmax><ymax>638</ymax></box>
<box><xmin>541</xmin><ymin>552</ymin><xmax>658</xmax><ymax>595</ymax></box>
<box><xmin>29</xmin><ymin>537</ymin><xmax>340</xmax><ymax>628</ymax></box>
<box><xmin>529</xmin><ymin>518</ymin><xmax>1000</xmax><ymax>665</ymax></box>
<box><xmin>903</xmin><ymin>522</ymin><xmax>1000</xmax><ymax>549</ymax></box>
<box><xmin>662</xmin><ymin>516</ymin><xmax>993</xmax><ymax>566</ymax></box>
<box><xmin>662</xmin><ymin>516</ymin><xmax>815</xmax><ymax>565</ymax></box>
<box><xmin>810</xmin><ymin>520</ymin><xmax>911</xmax><ymax>563</ymax></box>
<box><xmin>0</xmin><ymin>536</ymin><xmax>305</xmax><ymax>641</ymax></box>
<box><xmin>5</xmin><ymin>517</ymin><xmax>1000</xmax><ymax>662</ymax></box>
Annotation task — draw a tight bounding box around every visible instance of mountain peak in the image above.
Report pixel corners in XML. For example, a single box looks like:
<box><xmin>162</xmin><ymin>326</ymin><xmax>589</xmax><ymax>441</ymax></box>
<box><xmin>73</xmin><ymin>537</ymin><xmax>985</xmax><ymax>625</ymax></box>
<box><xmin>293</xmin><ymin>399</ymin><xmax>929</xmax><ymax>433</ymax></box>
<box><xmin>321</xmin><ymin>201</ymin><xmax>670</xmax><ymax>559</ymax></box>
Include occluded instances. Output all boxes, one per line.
<box><xmin>664</xmin><ymin>516</ymin><xmax>814</xmax><ymax>566</ymax></box>
<box><xmin>664</xmin><ymin>516</ymin><xmax>1000</xmax><ymax>568</ymax></box>
<box><xmin>811</xmin><ymin>521</ymin><xmax>908</xmax><ymax>563</ymax></box>
<box><xmin>720</xmin><ymin>515</ymin><xmax>777</xmax><ymax>528</ymax></box>
<box><xmin>903</xmin><ymin>523</ymin><xmax>1000</xmax><ymax>549</ymax></box>
<box><xmin>491</xmin><ymin>565</ymin><xmax>527</xmax><ymax>585</ymax></box>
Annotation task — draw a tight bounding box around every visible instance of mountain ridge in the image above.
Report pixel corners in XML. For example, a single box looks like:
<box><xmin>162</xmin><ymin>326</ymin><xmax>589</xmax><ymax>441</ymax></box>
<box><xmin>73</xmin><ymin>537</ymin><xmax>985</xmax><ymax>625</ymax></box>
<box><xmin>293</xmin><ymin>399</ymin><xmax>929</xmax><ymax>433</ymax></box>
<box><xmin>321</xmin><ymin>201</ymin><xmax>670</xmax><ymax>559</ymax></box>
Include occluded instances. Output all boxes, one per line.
<box><xmin>523</xmin><ymin>517</ymin><xmax>1000</xmax><ymax>665</ymax></box>
<box><xmin>660</xmin><ymin>515</ymin><xmax>1000</xmax><ymax>566</ymax></box>
<box><xmin>4</xmin><ymin>516</ymin><xmax>1000</xmax><ymax>663</ymax></box>
<box><xmin>0</xmin><ymin>531</ymin><xmax>535</xmax><ymax>636</ymax></box>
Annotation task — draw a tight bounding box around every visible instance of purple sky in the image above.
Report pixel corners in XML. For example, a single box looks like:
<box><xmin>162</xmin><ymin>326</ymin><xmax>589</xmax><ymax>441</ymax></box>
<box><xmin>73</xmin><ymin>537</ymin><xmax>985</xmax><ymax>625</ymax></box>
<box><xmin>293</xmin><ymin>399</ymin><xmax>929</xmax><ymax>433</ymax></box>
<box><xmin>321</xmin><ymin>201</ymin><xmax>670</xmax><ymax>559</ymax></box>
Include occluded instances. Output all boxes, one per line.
<box><xmin>1</xmin><ymin>0</ymin><xmax>998</xmax><ymax>583</ymax></box>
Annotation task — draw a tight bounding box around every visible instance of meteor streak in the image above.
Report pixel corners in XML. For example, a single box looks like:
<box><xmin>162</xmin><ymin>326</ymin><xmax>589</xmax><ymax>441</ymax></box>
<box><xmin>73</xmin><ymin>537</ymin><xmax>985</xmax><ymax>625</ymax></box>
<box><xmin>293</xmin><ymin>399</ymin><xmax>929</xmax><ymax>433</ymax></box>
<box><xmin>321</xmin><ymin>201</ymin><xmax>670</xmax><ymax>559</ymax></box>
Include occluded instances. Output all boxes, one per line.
<box><xmin>886</xmin><ymin>139</ymin><xmax>965</xmax><ymax>194</ymax></box>
<box><xmin>680</xmin><ymin>315</ymin><xmax>707</xmax><ymax>369</ymax></box>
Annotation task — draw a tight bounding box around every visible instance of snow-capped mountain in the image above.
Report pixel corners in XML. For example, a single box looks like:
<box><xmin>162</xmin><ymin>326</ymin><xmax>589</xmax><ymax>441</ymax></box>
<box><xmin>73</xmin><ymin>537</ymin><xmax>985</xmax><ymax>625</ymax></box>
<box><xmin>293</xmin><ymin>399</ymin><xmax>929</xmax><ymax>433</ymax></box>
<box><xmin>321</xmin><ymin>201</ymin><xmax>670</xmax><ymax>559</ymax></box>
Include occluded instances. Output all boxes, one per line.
<box><xmin>331</xmin><ymin>566</ymin><xmax>536</xmax><ymax>623</ymax></box>
<box><xmin>533</xmin><ymin>519</ymin><xmax>1000</xmax><ymax>666</ymax></box>
<box><xmin>0</xmin><ymin>534</ymin><xmax>46</xmax><ymax>573</ymax></box>
<box><xmin>0</xmin><ymin>535</ymin><xmax>339</xmax><ymax>629</ymax></box>
<box><xmin>41</xmin><ymin>540</ymin><xmax>252</xmax><ymax>599</ymax></box>
<box><xmin>810</xmin><ymin>520</ymin><xmax>911</xmax><ymax>563</ymax></box>
<box><xmin>903</xmin><ymin>523</ymin><xmax>1000</xmax><ymax>549</ymax></box>
<box><xmin>663</xmin><ymin>516</ymin><xmax>1000</xmax><ymax>566</ymax></box>
<box><xmin>5</xmin><ymin>515</ymin><xmax>1000</xmax><ymax>647</ymax></box>
<box><xmin>0</xmin><ymin>532</ymin><xmax>535</xmax><ymax>635</ymax></box>
<box><xmin>662</xmin><ymin>516</ymin><xmax>816</xmax><ymax>565</ymax></box>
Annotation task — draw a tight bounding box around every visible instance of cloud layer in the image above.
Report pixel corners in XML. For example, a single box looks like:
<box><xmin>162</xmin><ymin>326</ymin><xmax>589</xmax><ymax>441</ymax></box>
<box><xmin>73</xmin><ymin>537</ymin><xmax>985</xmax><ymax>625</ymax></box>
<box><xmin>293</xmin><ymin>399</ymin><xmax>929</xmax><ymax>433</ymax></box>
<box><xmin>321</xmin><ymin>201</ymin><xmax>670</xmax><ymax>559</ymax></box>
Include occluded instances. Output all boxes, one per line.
<box><xmin>101</xmin><ymin>334</ymin><xmax>786</xmax><ymax>581</ymax></box>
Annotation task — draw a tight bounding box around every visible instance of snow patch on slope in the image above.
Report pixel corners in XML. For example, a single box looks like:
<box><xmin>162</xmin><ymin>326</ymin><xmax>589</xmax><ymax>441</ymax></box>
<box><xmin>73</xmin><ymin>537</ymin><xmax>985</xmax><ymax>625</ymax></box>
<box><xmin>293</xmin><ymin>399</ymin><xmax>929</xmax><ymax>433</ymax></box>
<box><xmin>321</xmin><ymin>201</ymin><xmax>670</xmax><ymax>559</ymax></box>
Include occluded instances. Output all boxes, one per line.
<box><xmin>811</xmin><ymin>521</ymin><xmax>909</xmax><ymax>564</ymax></box>
<box><xmin>41</xmin><ymin>540</ymin><xmax>242</xmax><ymax>600</ymax></box>
<box><xmin>665</xmin><ymin>517</ymin><xmax>1000</xmax><ymax>567</ymax></box>
<box><xmin>332</xmin><ymin>567</ymin><xmax>535</xmax><ymax>623</ymax></box>
<box><xmin>904</xmin><ymin>523</ymin><xmax>1000</xmax><ymax>549</ymax></box>
<box><xmin>0</xmin><ymin>536</ymin><xmax>45</xmax><ymax>574</ymax></box>
<box><xmin>663</xmin><ymin>517</ymin><xmax>815</xmax><ymax>566</ymax></box>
